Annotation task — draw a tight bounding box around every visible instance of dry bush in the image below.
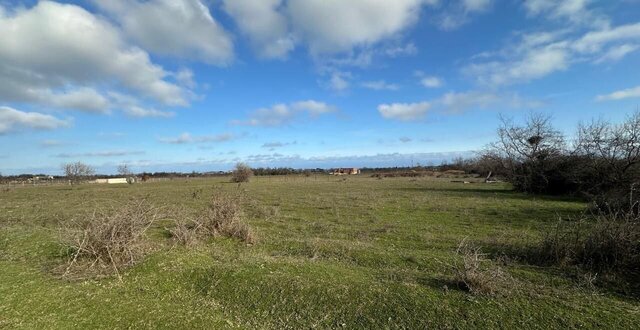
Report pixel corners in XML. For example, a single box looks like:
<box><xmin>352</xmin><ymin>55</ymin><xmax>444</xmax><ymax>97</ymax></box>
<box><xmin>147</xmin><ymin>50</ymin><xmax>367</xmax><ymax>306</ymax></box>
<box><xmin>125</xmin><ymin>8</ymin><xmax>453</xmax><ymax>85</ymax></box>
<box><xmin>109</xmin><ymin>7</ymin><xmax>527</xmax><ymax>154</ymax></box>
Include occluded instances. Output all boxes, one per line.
<box><xmin>535</xmin><ymin>210</ymin><xmax>640</xmax><ymax>275</ymax></box>
<box><xmin>62</xmin><ymin>199</ymin><xmax>161</xmax><ymax>279</ymax></box>
<box><xmin>231</xmin><ymin>162</ymin><xmax>253</xmax><ymax>183</ymax></box>
<box><xmin>452</xmin><ymin>239</ymin><xmax>512</xmax><ymax>296</ymax></box>
<box><xmin>169</xmin><ymin>191</ymin><xmax>255</xmax><ymax>245</ymax></box>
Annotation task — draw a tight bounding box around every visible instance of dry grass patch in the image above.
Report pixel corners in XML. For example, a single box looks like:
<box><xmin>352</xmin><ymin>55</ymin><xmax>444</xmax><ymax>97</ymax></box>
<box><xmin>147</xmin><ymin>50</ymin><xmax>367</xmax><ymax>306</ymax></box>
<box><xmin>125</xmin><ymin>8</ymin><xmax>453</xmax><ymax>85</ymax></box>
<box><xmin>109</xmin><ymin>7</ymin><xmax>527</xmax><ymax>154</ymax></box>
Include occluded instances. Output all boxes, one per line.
<box><xmin>451</xmin><ymin>239</ymin><xmax>512</xmax><ymax>296</ymax></box>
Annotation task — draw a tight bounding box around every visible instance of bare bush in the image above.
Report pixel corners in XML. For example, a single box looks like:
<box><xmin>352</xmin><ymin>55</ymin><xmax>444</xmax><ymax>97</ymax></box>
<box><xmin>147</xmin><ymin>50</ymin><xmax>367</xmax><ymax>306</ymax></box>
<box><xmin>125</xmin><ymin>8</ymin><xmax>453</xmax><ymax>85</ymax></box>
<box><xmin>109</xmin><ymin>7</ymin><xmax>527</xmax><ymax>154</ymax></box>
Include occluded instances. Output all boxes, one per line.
<box><xmin>169</xmin><ymin>191</ymin><xmax>255</xmax><ymax>245</ymax></box>
<box><xmin>536</xmin><ymin>210</ymin><xmax>640</xmax><ymax>275</ymax></box>
<box><xmin>452</xmin><ymin>239</ymin><xmax>511</xmax><ymax>296</ymax></box>
<box><xmin>62</xmin><ymin>199</ymin><xmax>161</xmax><ymax>279</ymax></box>
<box><xmin>231</xmin><ymin>162</ymin><xmax>253</xmax><ymax>183</ymax></box>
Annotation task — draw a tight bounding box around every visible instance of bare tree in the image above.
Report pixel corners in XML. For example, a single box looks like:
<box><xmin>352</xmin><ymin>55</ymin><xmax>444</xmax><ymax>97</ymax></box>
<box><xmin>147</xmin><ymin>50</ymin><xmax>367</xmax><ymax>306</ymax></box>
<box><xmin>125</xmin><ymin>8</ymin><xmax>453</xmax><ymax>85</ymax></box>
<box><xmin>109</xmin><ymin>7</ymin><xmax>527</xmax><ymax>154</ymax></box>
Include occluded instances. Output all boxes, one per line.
<box><xmin>575</xmin><ymin>112</ymin><xmax>640</xmax><ymax>206</ymax></box>
<box><xmin>488</xmin><ymin>113</ymin><xmax>566</xmax><ymax>193</ymax></box>
<box><xmin>63</xmin><ymin>162</ymin><xmax>95</xmax><ymax>184</ymax></box>
<box><xmin>117</xmin><ymin>164</ymin><xmax>131</xmax><ymax>176</ymax></box>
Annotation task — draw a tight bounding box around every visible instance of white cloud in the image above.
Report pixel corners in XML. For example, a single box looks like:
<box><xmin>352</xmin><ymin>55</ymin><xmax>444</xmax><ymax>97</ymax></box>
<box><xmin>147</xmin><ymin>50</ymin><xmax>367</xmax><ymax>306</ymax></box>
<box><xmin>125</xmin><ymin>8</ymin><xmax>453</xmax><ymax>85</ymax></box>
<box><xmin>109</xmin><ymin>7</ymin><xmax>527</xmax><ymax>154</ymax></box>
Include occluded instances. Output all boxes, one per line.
<box><xmin>573</xmin><ymin>22</ymin><xmax>640</xmax><ymax>53</ymax></box>
<box><xmin>523</xmin><ymin>0</ymin><xmax>608</xmax><ymax>27</ymax></box>
<box><xmin>159</xmin><ymin>132</ymin><xmax>236</xmax><ymax>144</ymax></box>
<box><xmin>378</xmin><ymin>102</ymin><xmax>431</xmax><ymax>121</ymax></box>
<box><xmin>47</xmin><ymin>88</ymin><xmax>111</xmax><ymax>113</ymax></box>
<box><xmin>596</xmin><ymin>86</ymin><xmax>640</xmax><ymax>102</ymax></box>
<box><xmin>233</xmin><ymin>100</ymin><xmax>337</xmax><ymax>126</ymax></box>
<box><xmin>123</xmin><ymin>106</ymin><xmax>175</xmax><ymax>118</ymax></box>
<box><xmin>54</xmin><ymin>150</ymin><xmax>145</xmax><ymax>158</ymax></box>
<box><xmin>291</xmin><ymin>100</ymin><xmax>337</xmax><ymax>115</ymax></box>
<box><xmin>467</xmin><ymin>42</ymin><xmax>570</xmax><ymax>86</ymax></box>
<box><xmin>434</xmin><ymin>0</ymin><xmax>494</xmax><ymax>30</ymax></box>
<box><xmin>362</xmin><ymin>80</ymin><xmax>400</xmax><ymax>91</ymax></box>
<box><xmin>439</xmin><ymin>91</ymin><xmax>544</xmax><ymax>113</ymax></box>
<box><xmin>94</xmin><ymin>0</ymin><xmax>234</xmax><ymax>65</ymax></box>
<box><xmin>0</xmin><ymin>1</ymin><xmax>188</xmax><ymax>109</ymax></box>
<box><xmin>286</xmin><ymin>0</ymin><xmax>425</xmax><ymax>54</ymax></box>
<box><xmin>326</xmin><ymin>71</ymin><xmax>351</xmax><ymax>91</ymax></box>
<box><xmin>384</xmin><ymin>43</ymin><xmax>419</xmax><ymax>57</ymax></box>
<box><xmin>594</xmin><ymin>44</ymin><xmax>639</xmax><ymax>63</ymax></box>
<box><xmin>0</xmin><ymin>106</ymin><xmax>70</xmax><ymax>134</ymax></box>
<box><xmin>466</xmin><ymin>20</ymin><xmax>640</xmax><ymax>87</ymax></box>
<box><xmin>223</xmin><ymin>0</ymin><xmax>294</xmax><ymax>59</ymax></box>
<box><xmin>421</xmin><ymin>76</ymin><xmax>444</xmax><ymax>88</ymax></box>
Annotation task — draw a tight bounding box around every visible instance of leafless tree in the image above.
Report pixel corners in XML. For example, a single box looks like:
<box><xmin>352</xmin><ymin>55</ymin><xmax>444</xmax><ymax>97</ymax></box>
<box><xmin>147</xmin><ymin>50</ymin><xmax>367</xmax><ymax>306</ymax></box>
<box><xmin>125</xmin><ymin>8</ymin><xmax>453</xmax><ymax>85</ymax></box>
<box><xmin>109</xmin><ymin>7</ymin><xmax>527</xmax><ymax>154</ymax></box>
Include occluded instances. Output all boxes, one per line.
<box><xmin>575</xmin><ymin>112</ymin><xmax>640</xmax><ymax>205</ymax></box>
<box><xmin>488</xmin><ymin>113</ymin><xmax>566</xmax><ymax>193</ymax></box>
<box><xmin>62</xmin><ymin>162</ymin><xmax>95</xmax><ymax>184</ymax></box>
<box><xmin>117</xmin><ymin>164</ymin><xmax>131</xmax><ymax>176</ymax></box>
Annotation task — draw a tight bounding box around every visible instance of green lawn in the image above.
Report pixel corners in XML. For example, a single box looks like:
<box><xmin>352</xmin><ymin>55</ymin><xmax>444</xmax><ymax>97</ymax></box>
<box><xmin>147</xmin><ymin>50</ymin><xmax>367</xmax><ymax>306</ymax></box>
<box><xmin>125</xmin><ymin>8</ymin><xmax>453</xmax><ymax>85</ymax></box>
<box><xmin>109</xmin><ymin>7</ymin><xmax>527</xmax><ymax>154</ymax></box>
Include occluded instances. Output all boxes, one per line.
<box><xmin>1</xmin><ymin>176</ymin><xmax>638</xmax><ymax>329</ymax></box>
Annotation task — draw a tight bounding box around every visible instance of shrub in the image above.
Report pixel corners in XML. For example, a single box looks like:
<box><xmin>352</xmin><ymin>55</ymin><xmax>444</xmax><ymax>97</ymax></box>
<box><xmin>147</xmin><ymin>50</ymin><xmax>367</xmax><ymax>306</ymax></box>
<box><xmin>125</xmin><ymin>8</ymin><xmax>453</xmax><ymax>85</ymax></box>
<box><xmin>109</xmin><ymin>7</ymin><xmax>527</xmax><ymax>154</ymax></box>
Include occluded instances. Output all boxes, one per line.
<box><xmin>452</xmin><ymin>239</ymin><xmax>511</xmax><ymax>295</ymax></box>
<box><xmin>169</xmin><ymin>191</ymin><xmax>255</xmax><ymax>245</ymax></box>
<box><xmin>536</xmin><ymin>210</ymin><xmax>640</xmax><ymax>275</ymax></box>
<box><xmin>62</xmin><ymin>199</ymin><xmax>161</xmax><ymax>279</ymax></box>
<box><xmin>231</xmin><ymin>163</ymin><xmax>253</xmax><ymax>183</ymax></box>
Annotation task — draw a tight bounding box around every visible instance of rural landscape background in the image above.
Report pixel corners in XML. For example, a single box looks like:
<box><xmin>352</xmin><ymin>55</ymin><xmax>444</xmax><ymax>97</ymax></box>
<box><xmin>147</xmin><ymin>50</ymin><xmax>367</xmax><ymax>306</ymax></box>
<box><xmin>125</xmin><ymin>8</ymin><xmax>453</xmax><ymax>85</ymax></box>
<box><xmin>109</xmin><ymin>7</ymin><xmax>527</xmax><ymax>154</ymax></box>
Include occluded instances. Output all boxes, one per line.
<box><xmin>2</xmin><ymin>0</ymin><xmax>640</xmax><ymax>329</ymax></box>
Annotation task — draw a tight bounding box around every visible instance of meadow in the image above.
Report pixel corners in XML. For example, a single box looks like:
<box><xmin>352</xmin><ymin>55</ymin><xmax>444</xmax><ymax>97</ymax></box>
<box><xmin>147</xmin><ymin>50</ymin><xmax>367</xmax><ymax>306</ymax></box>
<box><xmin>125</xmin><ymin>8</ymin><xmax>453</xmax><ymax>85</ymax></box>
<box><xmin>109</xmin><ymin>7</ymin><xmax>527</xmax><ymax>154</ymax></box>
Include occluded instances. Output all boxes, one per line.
<box><xmin>1</xmin><ymin>175</ymin><xmax>639</xmax><ymax>329</ymax></box>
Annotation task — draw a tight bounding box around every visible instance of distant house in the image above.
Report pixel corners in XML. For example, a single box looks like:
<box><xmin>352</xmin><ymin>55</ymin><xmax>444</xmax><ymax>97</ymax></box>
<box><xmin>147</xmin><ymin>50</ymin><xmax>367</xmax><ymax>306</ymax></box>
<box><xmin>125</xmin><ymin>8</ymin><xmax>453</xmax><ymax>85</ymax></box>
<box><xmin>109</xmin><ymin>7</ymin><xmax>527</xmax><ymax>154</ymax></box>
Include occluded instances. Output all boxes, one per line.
<box><xmin>330</xmin><ymin>168</ymin><xmax>361</xmax><ymax>175</ymax></box>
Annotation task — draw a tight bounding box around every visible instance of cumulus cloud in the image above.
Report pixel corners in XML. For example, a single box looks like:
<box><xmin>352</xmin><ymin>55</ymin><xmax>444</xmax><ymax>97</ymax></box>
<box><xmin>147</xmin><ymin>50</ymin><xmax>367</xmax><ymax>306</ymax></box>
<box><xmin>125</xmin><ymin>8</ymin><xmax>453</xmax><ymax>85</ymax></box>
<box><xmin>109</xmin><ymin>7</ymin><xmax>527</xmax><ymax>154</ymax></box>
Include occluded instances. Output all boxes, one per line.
<box><xmin>362</xmin><ymin>80</ymin><xmax>400</xmax><ymax>91</ymax></box>
<box><xmin>94</xmin><ymin>0</ymin><xmax>234</xmax><ymax>65</ymax></box>
<box><xmin>596</xmin><ymin>85</ymin><xmax>640</xmax><ymax>102</ymax></box>
<box><xmin>159</xmin><ymin>132</ymin><xmax>236</xmax><ymax>144</ymax></box>
<box><xmin>378</xmin><ymin>102</ymin><xmax>431</xmax><ymax>121</ymax></box>
<box><xmin>0</xmin><ymin>106</ymin><xmax>70</xmax><ymax>134</ymax></box>
<box><xmin>286</xmin><ymin>0</ymin><xmax>425</xmax><ymax>54</ymax></box>
<box><xmin>0</xmin><ymin>1</ymin><xmax>189</xmax><ymax>111</ymax></box>
<box><xmin>223</xmin><ymin>0</ymin><xmax>294</xmax><ymax>59</ymax></box>
<box><xmin>233</xmin><ymin>100</ymin><xmax>337</xmax><ymax>126</ymax></box>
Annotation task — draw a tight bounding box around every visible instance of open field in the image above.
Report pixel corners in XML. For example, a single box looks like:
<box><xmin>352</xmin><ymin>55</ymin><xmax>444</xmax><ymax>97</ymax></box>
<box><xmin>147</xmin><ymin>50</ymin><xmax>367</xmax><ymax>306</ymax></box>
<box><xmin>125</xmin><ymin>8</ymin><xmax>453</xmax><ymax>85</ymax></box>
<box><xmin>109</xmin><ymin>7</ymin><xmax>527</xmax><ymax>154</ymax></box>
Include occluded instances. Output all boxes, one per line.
<box><xmin>1</xmin><ymin>176</ymin><xmax>639</xmax><ymax>329</ymax></box>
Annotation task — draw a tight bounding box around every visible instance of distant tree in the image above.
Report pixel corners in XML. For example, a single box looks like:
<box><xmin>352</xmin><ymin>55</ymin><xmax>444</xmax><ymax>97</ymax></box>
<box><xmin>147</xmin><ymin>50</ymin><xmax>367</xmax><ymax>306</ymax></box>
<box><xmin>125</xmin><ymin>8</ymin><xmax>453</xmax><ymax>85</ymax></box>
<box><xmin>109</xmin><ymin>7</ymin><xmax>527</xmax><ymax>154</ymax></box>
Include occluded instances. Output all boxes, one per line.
<box><xmin>231</xmin><ymin>163</ymin><xmax>253</xmax><ymax>183</ymax></box>
<box><xmin>62</xmin><ymin>162</ymin><xmax>95</xmax><ymax>184</ymax></box>
<box><xmin>117</xmin><ymin>164</ymin><xmax>131</xmax><ymax>176</ymax></box>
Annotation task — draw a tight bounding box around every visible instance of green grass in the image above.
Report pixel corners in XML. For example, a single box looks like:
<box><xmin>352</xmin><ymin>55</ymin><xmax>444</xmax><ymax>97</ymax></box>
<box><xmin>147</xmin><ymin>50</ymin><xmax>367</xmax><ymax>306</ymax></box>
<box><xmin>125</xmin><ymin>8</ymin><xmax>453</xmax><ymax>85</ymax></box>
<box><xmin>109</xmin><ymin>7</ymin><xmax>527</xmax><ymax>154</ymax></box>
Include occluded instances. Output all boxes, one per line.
<box><xmin>1</xmin><ymin>176</ymin><xmax>639</xmax><ymax>329</ymax></box>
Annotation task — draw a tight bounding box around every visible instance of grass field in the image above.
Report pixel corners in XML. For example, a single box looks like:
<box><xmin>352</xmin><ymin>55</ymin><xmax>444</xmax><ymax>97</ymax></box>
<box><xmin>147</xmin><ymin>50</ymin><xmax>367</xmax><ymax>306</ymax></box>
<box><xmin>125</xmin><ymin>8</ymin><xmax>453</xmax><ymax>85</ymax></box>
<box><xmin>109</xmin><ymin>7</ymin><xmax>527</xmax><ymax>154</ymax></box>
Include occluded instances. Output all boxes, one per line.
<box><xmin>1</xmin><ymin>176</ymin><xmax>639</xmax><ymax>329</ymax></box>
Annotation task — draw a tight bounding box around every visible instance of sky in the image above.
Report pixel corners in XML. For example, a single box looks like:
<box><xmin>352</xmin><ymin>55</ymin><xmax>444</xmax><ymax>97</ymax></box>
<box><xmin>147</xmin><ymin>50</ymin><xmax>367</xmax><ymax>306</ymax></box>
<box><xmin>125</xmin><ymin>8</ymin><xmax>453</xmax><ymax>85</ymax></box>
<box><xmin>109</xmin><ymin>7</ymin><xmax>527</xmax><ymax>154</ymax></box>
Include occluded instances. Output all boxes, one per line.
<box><xmin>1</xmin><ymin>0</ymin><xmax>640</xmax><ymax>175</ymax></box>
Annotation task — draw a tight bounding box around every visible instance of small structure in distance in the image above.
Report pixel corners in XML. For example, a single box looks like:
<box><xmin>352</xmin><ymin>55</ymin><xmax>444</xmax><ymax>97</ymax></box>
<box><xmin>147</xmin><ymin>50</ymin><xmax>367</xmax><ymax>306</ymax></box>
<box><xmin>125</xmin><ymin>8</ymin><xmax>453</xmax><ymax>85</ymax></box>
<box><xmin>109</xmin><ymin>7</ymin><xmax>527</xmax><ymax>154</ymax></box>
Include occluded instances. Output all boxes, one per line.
<box><xmin>330</xmin><ymin>168</ymin><xmax>361</xmax><ymax>176</ymax></box>
<box><xmin>94</xmin><ymin>177</ymin><xmax>135</xmax><ymax>184</ymax></box>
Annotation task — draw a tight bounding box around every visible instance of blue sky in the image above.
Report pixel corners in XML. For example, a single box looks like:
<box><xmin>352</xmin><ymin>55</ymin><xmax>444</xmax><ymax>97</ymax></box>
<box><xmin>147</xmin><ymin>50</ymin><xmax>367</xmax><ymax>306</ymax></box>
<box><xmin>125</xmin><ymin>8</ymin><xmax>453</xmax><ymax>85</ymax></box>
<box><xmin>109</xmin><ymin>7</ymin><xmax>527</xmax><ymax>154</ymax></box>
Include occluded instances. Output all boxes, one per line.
<box><xmin>1</xmin><ymin>0</ymin><xmax>640</xmax><ymax>175</ymax></box>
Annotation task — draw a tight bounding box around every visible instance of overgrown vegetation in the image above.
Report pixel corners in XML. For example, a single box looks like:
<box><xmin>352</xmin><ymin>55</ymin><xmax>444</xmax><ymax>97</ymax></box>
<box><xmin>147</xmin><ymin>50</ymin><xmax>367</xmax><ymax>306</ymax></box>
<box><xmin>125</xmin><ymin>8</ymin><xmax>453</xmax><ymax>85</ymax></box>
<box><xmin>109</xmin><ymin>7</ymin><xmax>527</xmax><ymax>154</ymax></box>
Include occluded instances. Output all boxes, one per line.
<box><xmin>481</xmin><ymin>112</ymin><xmax>640</xmax><ymax>211</ymax></box>
<box><xmin>170</xmin><ymin>190</ymin><xmax>255</xmax><ymax>245</ymax></box>
<box><xmin>533</xmin><ymin>210</ymin><xmax>639</xmax><ymax>284</ymax></box>
<box><xmin>62</xmin><ymin>199</ymin><xmax>161</xmax><ymax>279</ymax></box>
<box><xmin>231</xmin><ymin>162</ymin><xmax>254</xmax><ymax>183</ymax></box>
